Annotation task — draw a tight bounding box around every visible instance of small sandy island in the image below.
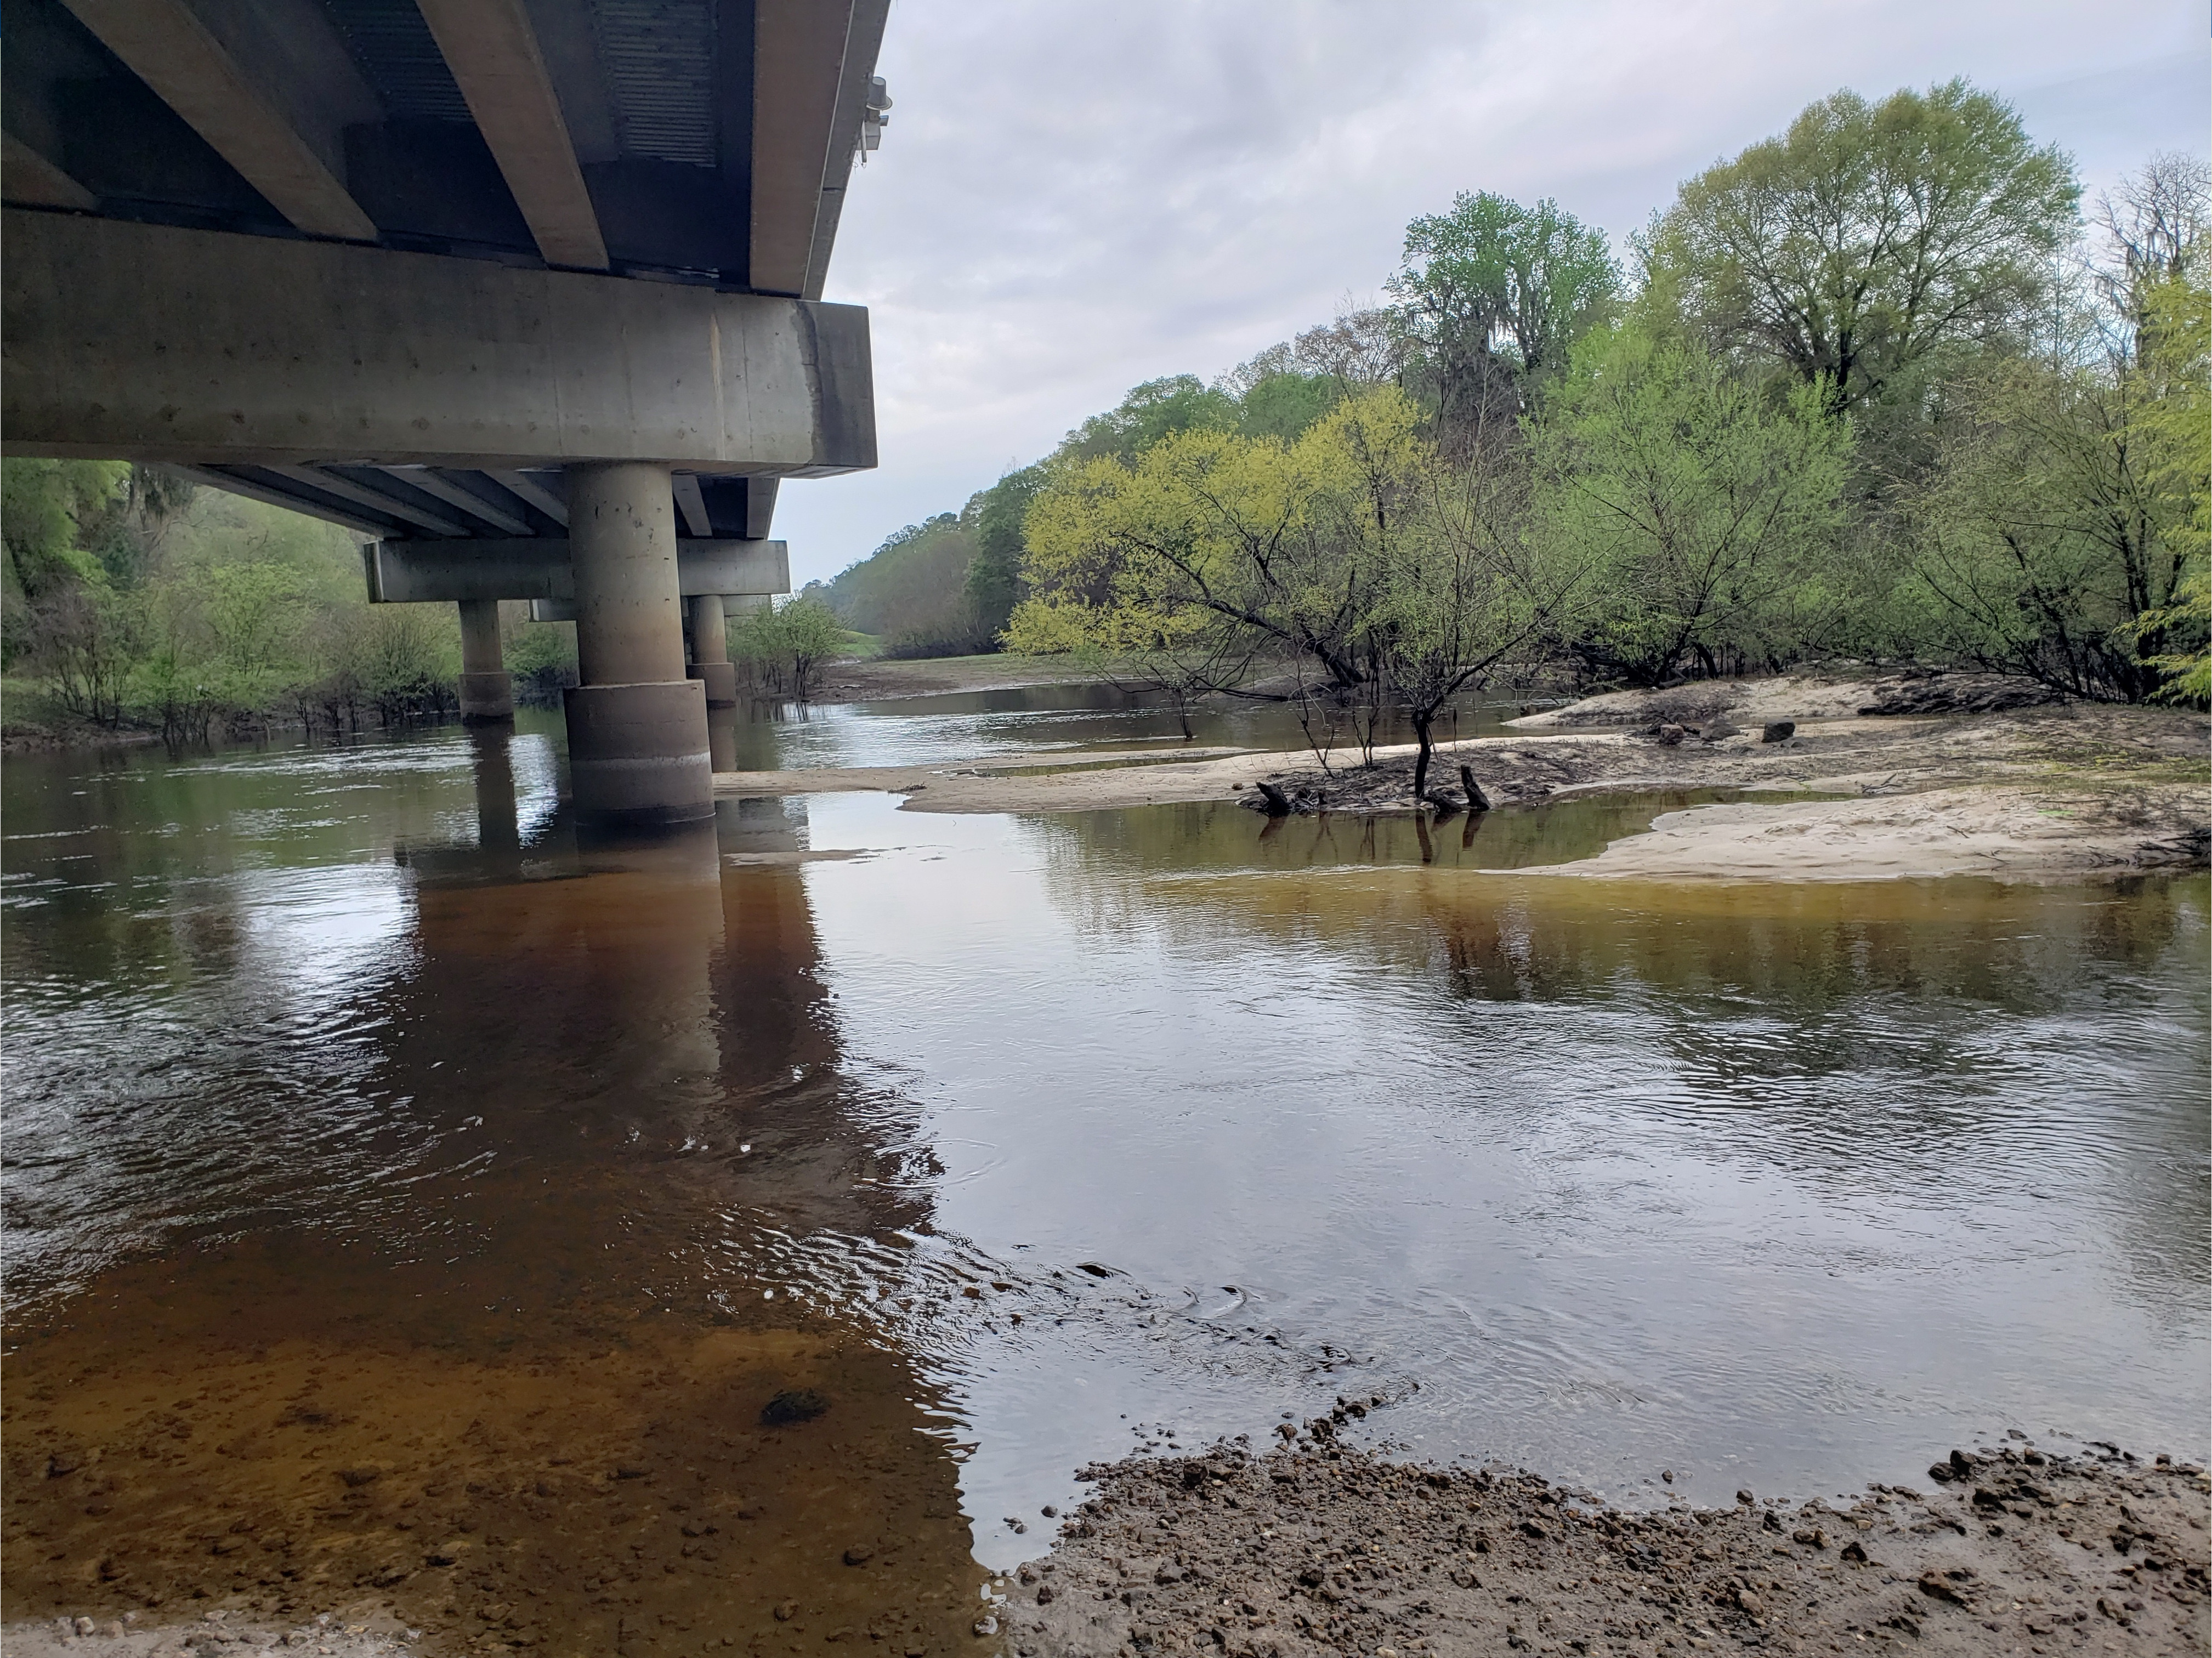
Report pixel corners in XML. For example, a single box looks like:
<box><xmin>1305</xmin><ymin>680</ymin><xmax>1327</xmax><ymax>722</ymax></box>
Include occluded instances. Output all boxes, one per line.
<box><xmin>714</xmin><ymin>672</ymin><xmax>2209</xmax><ymax>883</ymax></box>
<box><xmin>1008</xmin><ymin>1426</ymin><xmax>2208</xmax><ymax>1658</ymax></box>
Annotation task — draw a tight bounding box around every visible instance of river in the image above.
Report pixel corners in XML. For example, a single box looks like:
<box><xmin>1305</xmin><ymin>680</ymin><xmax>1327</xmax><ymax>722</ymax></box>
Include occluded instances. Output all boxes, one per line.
<box><xmin>4</xmin><ymin>699</ymin><xmax>2206</xmax><ymax>1651</ymax></box>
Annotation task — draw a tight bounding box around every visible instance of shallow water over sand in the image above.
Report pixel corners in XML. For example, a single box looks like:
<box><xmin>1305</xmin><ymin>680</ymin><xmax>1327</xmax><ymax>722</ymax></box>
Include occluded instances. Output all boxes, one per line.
<box><xmin>4</xmin><ymin>708</ymin><xmax>2205</xmax><ymax>1646</ymax></box>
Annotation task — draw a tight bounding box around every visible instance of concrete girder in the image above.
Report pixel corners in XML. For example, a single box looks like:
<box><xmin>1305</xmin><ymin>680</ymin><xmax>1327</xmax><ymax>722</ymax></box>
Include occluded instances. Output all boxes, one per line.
<box><xmin>412</xmin><ymin>0</ymin><xmax>609</xmax><ymax>271</ymax></box>
<box><xmin>54</xmin><ymin>0</ymin><xmax>376</xmax><ymax>242</ymax></box>
<box><xmin>489</xmin><ymin>470</ymin><xmax>570</xmax><ymax>526</ymax></box>
<box><xmin>166</xmin><ymin>464</ymin><xmax>393</xmax><ymax>537</ymax></box>
<box><xmin>751</xmin><ymin>0</ymin><xmax>859</xmax><ymax>298</ymax></box>
<box><xmin>799</xmin><ymin>0</ymin><xmax>892</xmax><ymax>302</ymax></box>
<box><xmin>393</xmin><ymin>469</ymin><xmax>535</xmax><ymax>536</ymax></box>
<box><xmin>671</xmin><ymin>473</ymin><xmax>714</xmax><ymax>538</ymax></box>
<box><xmin>365</xmin><ymin>539</ymin><xmax>790</xmax><ymax>605</ymax></box>
<box><xmin>752</xmin><ymin>0</ymin><xmax>892</xmax><ymax>301</ymax></box>
<box><xmin>270</xmin><ymin>465</ymin><xmax>474</xmax><ymax>537</ymax></box>
<box><xmin>1</xmin><ymin>132</ymin><xmax>96</xmax><ymax>210</ymax></box>
<box><xmin>3</xmin><ymin>210</ymin><xmax>875</xmax><ymax>474</ymax></box>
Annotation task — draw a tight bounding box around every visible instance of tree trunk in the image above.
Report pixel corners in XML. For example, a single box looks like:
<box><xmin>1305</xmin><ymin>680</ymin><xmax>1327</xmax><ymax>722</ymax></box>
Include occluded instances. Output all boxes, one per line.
<box><xmin>1459</xmin><ymin>763</ymin><xmax>1492</xmax><ymax>812</ymax></box>
<box><xmin>1411</xmin><ymin>713</ymin><xmax>1434</xmax><ymax>802</ymax></box>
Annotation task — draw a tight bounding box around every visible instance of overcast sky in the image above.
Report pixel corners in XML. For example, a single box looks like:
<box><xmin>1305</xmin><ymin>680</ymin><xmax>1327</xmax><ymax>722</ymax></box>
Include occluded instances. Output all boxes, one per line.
<box><xmin>776</xmin><ymin>1</ymin><xmax>2208</xmax><ymax>587</ymax></box>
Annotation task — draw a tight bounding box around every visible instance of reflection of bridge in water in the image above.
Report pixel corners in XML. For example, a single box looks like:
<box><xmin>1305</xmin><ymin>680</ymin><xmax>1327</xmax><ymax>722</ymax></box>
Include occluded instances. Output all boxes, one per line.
<box><xmin>4</xmin><ymin>0</ymin><xmax>890</xmax><ymax>825</ymax></box>
<box><xmin>0</xmin><ymin>729</ymin><xmax>1006</xmax><ymax>1649</ymax></box>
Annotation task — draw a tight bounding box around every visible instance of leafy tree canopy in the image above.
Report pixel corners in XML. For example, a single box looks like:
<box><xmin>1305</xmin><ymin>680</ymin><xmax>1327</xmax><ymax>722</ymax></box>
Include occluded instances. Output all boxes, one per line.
<box><xmin>1389</xmin><ymin>191</ymin><xmax>1621</xmax><ymax>382</ymax></box>
<box><xmin>1057</xmin><ymin>375</ymin><xmax>1242</xmax><ymax>463</ymax></box>
<box><xmin>1646</xmin><ymin>78</ymin><xmax>2079</xmax><ymax>410</ymax></box>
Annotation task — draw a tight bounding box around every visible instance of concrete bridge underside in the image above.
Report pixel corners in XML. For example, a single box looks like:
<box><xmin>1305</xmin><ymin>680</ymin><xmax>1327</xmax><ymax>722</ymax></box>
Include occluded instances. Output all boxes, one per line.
<box><xmin>2</xmin><ymin>0</ymin><xmax>889</xmax><ymax>824</ymax></box>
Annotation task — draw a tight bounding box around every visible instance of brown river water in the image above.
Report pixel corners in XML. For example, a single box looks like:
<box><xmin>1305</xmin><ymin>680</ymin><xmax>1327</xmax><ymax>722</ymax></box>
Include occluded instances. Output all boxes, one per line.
<box><xmin>4</xmin><ymin>699</ymin><xmax>2207</xmax><ymax>1655</ymax></box>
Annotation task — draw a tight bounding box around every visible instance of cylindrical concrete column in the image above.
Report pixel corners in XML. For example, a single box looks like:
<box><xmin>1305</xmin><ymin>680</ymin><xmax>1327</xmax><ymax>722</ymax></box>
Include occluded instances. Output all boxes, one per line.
<box><xmin>561</xmin><ymin>462</ymin><xmax>713</xmax><ymax>826</ymax></box>
<box><xmin>457</xmin><ymin>598</ymin><xmax>513</xmax><ymax>723</ymax></box>
<box><xmin>685</xmin><ymin>592</ymin><xmax>737</xmax><ymax>708</ymax></box>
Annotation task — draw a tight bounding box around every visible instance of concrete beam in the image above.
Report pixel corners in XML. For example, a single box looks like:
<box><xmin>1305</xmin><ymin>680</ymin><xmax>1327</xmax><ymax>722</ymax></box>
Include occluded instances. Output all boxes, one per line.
<box><xmin>3</xmin><ymin>210</ymin><xmax>875</xmax><ymax>474</ymax></box>
<box><xmin>393</xmin><ymin>469</ymin><xmax>534</xmax><ymax>536</ymax></box>
<box><xmin>802</xmin><ymin>0</ymin><xmax>891</xmax><ymax>301</ymax></box>
<box><xmin>751</xmin><ymin>0</ymin><xmax>859</xmax><ymax>297</ymax></box>
<box><xmin>489</xmin><ymin>470</ymin><xmax>568</xmax><ymax>526</ymax></box>
<box><xmin>412</xmin><ymin>0</ymin><xmax>609</xmax><ymax>271</ymax></box>
<box><xmin>367</xmin><ymin>538</ymin><xmax>790</xmax><ymax>604</ymax></box>
<box><xmin>169</xmin><ymin>464</ymin><xmax>392</xmax><ymax>537</ymax></box>
<box><xmin>270</xmin><ymin>465</ymin><xmax>473</xmax><ymax>537</ymax></box>
<box><xmin>55</xmin><ymin>0</ymin><xmax>376</xmax><ymax>242</ymax></box>
<box><xmin>671</xmin><ymin>474</ymin><xmax>713</xmax><ymax>538</ymax></box>
<box><xmin>2</xmin><ymin>132</ymin><xmax>97</xmax><ymax>211</ymax></box>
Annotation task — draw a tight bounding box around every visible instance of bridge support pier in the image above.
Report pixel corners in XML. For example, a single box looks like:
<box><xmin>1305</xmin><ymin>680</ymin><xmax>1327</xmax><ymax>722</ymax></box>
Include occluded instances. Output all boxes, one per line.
<box><xmin>457</xmin><ymin>598</ymin><xmax>514</xmax><ymax>724</ymax></box>
<box><xmin>687</xmin><ymin>594</ymin><xmax>738</xmax><ymax>708</ymax></box>
<box><xmin>563</xmin><ymin>462</ymin><xmax>713</xmax><ymax>826</ymax></box>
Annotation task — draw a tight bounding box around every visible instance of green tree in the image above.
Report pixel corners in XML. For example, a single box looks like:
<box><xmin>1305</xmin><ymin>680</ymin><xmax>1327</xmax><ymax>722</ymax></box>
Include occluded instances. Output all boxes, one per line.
<box><xmin>1388</xmin><ymin>192</ymin><xmax>1620</xmax><ymax>443</ymax></box>
<box><xmin>1235</xmin><ymin>372</ymin><xmax>1342</xmax><ymax>442</ymax></box>
<box><xmin>1378</xmin><ymin>404</ymin><xmax>1592</xmax><ymax>800</ymax></box>
<box><xmin>1535</xmin><ymin>315</ymin><xmax>1853</xmax><ymax>684</ymax></box>
<box><xmin>2130</xmin><ymin>271</ymin><xmax>2210</xmax><ymax>704</ymax></box>
<box><xmin>1909</xmin><ymin>277</ymin><xmax>2205</xmax><ymax>703</ymax></box>
<box><xmin>1645</xmin><ymin>79</ymin><xmax>2078</xmax><ymax>411</ymax></box>
<box><xmin>1010</xmin><ymin>388</ymin><xmax>1432</xmax><ymax>697</ymax></box>
<box><xmin>730</xmin><ymin>598</ymin><xmax>848</xmax><ymax>701</ymax></box>
<box><xmin>964</xmin><ymin>464</ymin><xmax>1046</xmax><ymax>643</ymax></box>
<box><xmin>1058</xmin><ymin>375</ymin><xmax>1241</xmax><ymax>462</ymax></box>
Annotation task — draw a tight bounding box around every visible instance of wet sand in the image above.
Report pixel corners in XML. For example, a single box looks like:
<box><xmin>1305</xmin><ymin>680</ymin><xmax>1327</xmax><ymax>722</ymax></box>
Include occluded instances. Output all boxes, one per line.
<box><xmin>713</xmin><ymin>688</ymin><xmax>2209</xmax><ymax>883</ymax></box>
<box><xmin>1014</xmin><ymin>1428</ymin><xmax>2210</xmax><ymax>1658</ymax></box>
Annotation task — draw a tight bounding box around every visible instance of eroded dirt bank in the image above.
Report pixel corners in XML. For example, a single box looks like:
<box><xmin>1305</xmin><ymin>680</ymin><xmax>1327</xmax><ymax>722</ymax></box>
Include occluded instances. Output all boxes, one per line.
<box><xmin>1013</xmin><ymin>1428</ymin><xmax>2209</xmax><ymax>1658</ymax></box>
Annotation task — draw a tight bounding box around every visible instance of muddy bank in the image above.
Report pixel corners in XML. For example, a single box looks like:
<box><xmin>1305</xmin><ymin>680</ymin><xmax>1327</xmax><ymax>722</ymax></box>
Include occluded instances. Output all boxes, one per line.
<box><xmin>4</xmin><ymin>1608</ymin><xmax>413</xmax><ymax>1656</ymax></box>
<box><xmin>1014</xmin><ymin>1429</ymin><xmax>2209</xmax><ymax>1658</ymax></box>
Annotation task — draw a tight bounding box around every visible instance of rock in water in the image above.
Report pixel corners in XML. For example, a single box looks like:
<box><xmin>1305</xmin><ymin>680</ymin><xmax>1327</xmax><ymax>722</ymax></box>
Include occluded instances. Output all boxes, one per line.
<box><xmin>761</xmin><ymin>1389</ymin><xmax>829</xmax><ymax>1426</ymax></box>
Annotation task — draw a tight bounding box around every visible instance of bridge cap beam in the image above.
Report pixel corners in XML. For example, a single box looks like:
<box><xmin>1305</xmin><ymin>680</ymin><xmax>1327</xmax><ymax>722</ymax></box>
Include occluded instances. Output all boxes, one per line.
<box><xmin>3</xmin><ymin>211</ymin><xmax>874</xmax><ymax>474</ymax></box>
<box><xmin>365</xmin><ymin>539</ymin><xmax>790</xmax><ymax>605</ymax></box>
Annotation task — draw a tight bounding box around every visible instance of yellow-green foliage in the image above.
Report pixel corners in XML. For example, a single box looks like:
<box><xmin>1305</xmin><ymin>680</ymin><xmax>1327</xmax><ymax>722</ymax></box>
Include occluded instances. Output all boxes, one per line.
<box><xmin>2131</xmin><ymin>273</ymin><xmax>2210</xmax><ymax>705</ymax></box>
<box><xmin>1008</xmin><ymin>387</ymin><xmax>1430</xmax><ymax>676</ymax></box>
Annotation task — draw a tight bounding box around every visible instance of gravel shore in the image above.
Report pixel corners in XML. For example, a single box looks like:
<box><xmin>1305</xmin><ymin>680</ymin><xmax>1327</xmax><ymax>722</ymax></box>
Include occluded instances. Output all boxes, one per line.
<box><xmin>1011</xmin><ymin>1424</ymin><xmax>2209</xmax><ymax>1658</ymax></box>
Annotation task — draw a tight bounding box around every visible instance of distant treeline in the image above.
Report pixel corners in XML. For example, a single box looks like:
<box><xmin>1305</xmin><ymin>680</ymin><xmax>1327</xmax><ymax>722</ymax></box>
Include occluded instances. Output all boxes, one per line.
<box><xmin>809</xmin><ymin>80</ymin><xmax>2208</xmax><ymax>740</ymax></box>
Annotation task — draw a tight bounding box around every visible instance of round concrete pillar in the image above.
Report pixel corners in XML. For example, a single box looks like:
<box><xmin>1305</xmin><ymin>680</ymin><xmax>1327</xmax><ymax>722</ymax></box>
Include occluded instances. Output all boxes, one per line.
<box><xmin>457</xmin><ymin>598</ymin><xmax>513</xmax><ymax>723</ymax></box>
<box><xmin>686</xmin><ymin>592</ymin><xmax>738</xmax><ymax>708</ymax></box>
<box><xmin>562</xmin><ymin>462</ymin><xmax>713</xmax><ymax>826</ymax></box>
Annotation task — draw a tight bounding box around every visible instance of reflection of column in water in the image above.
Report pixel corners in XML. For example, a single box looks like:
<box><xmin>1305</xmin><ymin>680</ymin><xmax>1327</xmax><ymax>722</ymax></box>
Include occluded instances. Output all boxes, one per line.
<box><xmin>706</xmin><ymin>796</ymin><xmax>940</xmax><ymax>1239</ymax></box>
<box><xmin>587</xmin><ymin>818</ymin><xmax>727</xmax><ymax>1088</ymax></box>
<box><xmin>710</xmin><ymin>797</ymin><xmax>830</xmax><ymax>1081</ymax></box>
<box><xmin>468</xmin><ymin>726</ymin><xmax>521</xmax><ymax>850</ymax></box>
